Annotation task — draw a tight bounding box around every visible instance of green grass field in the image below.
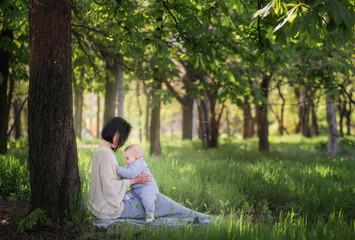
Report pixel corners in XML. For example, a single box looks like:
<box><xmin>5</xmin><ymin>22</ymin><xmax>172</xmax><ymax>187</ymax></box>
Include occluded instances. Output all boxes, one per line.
<box><xmin>1</xmin><ymin>135</ymin><xmax>355</xmax><ymax>239</ymax></box>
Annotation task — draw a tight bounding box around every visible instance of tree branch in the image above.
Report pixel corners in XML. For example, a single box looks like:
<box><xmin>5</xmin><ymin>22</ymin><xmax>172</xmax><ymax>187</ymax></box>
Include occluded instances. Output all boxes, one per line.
<box><xmin>163</xmin><ymin>79</ymin><xmax>185</xmax><ymax>105</ymax></box>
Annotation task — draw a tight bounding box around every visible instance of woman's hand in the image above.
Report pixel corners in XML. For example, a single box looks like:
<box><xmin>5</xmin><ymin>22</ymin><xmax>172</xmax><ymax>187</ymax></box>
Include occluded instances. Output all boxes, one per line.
<box><xmin>130</xmin><ymin>173</ymin><xmax>152</xmax><ymax>185</ymax></box>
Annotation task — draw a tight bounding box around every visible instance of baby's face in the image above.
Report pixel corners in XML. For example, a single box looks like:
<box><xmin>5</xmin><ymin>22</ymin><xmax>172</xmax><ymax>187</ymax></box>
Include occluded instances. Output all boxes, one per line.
<box><xmin>124</xmin><ymin>149</ymin><xmax>138</xmax><ymax>165</ymax></box>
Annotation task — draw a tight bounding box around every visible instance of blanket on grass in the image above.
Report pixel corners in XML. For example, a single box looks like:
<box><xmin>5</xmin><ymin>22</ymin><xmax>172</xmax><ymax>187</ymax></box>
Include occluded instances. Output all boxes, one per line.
<box><xmin>92</xmin><ymin>216</ymin><xmax>216</xmax><ymax>229</ymax></box>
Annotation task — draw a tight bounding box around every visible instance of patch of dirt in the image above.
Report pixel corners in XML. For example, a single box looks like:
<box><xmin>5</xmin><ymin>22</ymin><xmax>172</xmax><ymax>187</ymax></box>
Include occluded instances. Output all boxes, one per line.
<box><xmin>0</xmin><ymin>200</ymin><xmax>80</xmax><ymax>240</ymax></box>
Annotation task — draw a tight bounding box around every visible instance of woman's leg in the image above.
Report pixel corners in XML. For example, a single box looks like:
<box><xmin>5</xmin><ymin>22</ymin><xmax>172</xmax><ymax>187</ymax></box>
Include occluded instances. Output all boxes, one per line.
<box><xmin>119</xmin><ymin>193</ymin><xmax>210</xmax><ymax>220</ymax></box>
<box><xmin>154</xmin><ymin>193</ymin><xmax>209</xmax><ymax>220</ymax></box>
<box><xmin>119</xmin><ymin>198</ymin><xmax>146</xmax><ymax>219</ymax></box>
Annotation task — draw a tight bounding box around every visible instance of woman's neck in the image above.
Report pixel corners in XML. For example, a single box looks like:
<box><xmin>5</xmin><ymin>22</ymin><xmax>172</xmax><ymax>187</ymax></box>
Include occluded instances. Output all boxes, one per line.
<box><xmin>99</xmin><ymin>139</ymin><xmax>112</xmax><ymax>149</ymax></box>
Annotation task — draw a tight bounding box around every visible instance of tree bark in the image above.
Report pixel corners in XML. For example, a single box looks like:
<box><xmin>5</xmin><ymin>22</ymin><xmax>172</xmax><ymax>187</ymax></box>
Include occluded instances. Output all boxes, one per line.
<box><xmin>295</xmin><ymin>87</ymin><xmax>311</xmax><ymax>137</ymax></box>
<box><xmin>96</xmin><ymin>95</ymin><xmax>100</xmax><ymax>138</ymax></box>
<box><xmin>277</xmin><ymin>82</ymin><xmax>285</xmax><ymax>136</ymax></box>
<box><xmin>196</xmin><ymin>80</ymin><xmax>223</xmax><ymax>149</ymax></box>
<box><xmin>257</xmin><ymin>75</ymin><xmax>271</xmax><ymax>152</ymax></box>
<box><xmin>103</xmin><ymin>65</ymin><xmax>118</xmax><ymax>124</ymax></box>
<box><xmin>326</xmin><ymin>93</ymin><xmax>340</xmax><ymax>156</ymax></box>
<box><xmin>345</xmin><ymin>92</ymin><xmax>352</xmax><ymax>135</ymax></box>
<box><xmin>13</xmin><ymin>99</ymin><xmax>22</xmax><ymax>139</ymax></box>
<box><xmin>28</xmin><ymin>0</ymin><xmax>80</xmax><ymax>223</ymax></box>
<box><xmin>144</xmin><ymin>85</ymin><xmax>150</xmax><ymax>142</ymax></box>
<box><xmin>243</xmin><ymin>95</ymin><xmax>254</xmax><ymax>139</ymax></box>
<box><xmin>116</xmin><ymin>54</ymin><xmax>124</xmax><ymax>117</ymax></box>
<box><xmin>0</xmin><ymin>28</ymin><xmax>13</xmax><ymax>154</ymax></box>
<box><xmin>182</xmin><ymin>97</ymin><xmax>194</xmax><ymax>139</ymax></box>
<box><xmin>149</xmin><ymin>79</ymin><xmax>162</xmax><ymax>156</ymax></box>
<box><xmin>310</xmin><ymin>96</ymin><xmax>318</xmax><ymax>137</ymax></box>
<box><xmin>74</xmin><ymin>87</ymin><xmax>83</xmax><ymax>139</ymax></box>
<box><xmin>136</xmin><ymin>82</ymin><xmax>143</xmax><ymax>143</ymax></box>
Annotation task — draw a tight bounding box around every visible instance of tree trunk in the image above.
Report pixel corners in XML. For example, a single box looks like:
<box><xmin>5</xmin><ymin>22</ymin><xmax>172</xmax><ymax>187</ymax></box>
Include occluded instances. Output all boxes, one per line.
<box><xmin>28</xmin><ymin>0</ymin><xmax>80</xmax><ymax>223</ymax></box>
<box><xmin>326</xmin><ymin>93</ymin><xmax>340</xmax><ymax>156</ymax></box>
<box><xmin>345</xmin><ymin>93</ymin><xmax>351</xmax><ymax>135</ymax></box>
<box><xmin>13</xmin><ymin>99</ymin><xmax>22</xmax><ymax>139</ymax></box>
<box><xmin>243</xmin><ymin>95</ymin><xmax>254</xmax><ymax>139</ymax></box>
<box><xmin>182</xmin><ymin>97</ymin><xmax>194</xmax><ymax>139</ymax></box>
<box><xmin>74</xmin><ymin>88</ymin><xmax>83</xmax><ymax>139</ymax></box>
<box><xmin>149</xmin><ymin>80</ymin><xmax>162</xmax><ymax>156</ymax></box>
<box><xmin>197</xmin><ymin>85</ymin><xmax>222</xmax><ymax>149</ymax></box>
<box><xmin>310</xmin><ymin>96</ymin><xmax>318</xmax><ymax>137</ymax></box>
<box><xmin>96</xmin><ymin>95</ymin><xmax>100</xmax><ymax>138</ymax></box>
<box><xmin>0</xmin><ymin>28</ymin><xmax>13</xmax><ymax>154</ymax></box>
<box><xmin>144</xmin><ymin>85</ymin><xmax>150</xmax><ymax>142</ymax></box>
<box><xmin>103</xmin><ymin>66</ymin><xmax>117</xmax><ymax>124</ymax></box>
<box><xmin>136</xmin><ymin>82</ymin><xmax>143</xmax><ymax>143</ymax></box>
<box><xmin>115</xmin><ymin>55</ymin><xmax>124</xmax><ymax>117</ymax></box>
<box><xmin>295</xmin><ymin>87</ymin><xmax>311</xmax><ymax>137</ymax></box>
<box><xmin>257</xmin><ymin>75</ymin><xmax>271</xmax><ymax>152</ymax></box>
<box><xmin>277</xmin><ymin>82</ymin><xmax>285</xmax><ymax>136</ymax></box>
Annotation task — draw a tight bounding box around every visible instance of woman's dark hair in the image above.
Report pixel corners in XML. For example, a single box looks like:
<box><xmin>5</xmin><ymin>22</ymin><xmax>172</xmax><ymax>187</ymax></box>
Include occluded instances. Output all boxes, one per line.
<box><xmin>101</xmin><ymin>117</ymin><xmax>132</xmax><ymax>152</ymax></box>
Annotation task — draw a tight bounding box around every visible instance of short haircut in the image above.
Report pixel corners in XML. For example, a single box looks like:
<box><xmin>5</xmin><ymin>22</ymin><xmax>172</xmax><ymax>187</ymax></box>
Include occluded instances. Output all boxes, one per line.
<box><xmin>101</xmin><ymin>117</ymin><xmax>132</xmax><ymax>152</ymax></box>
<box><xmin>124</xmin><ymin>144</ymin><xmax>144</xmax><ymax>158</ymax></box>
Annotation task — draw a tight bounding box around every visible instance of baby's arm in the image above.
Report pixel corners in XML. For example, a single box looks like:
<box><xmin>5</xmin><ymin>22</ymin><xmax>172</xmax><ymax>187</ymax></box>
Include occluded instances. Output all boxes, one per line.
<box><xmin>117</xmin><ymin>164</ymin><xmax>144</xmax><ymax>179</ymax></box>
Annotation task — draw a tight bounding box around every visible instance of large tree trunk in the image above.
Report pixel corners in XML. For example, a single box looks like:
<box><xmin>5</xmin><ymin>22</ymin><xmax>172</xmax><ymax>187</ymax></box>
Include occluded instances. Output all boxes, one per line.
<box><xmin>116</xmin><ymin>55</ymin><xmax>124</xmax><ymax>117</ymax></box>
<box><xmin>326</xmin><ymin>94</ymin><xmax>340</xmax><ymax>156</ymax></box>
<box><xmin>149</xmin><ymin>79</ymin><xmax>162</xmax><ymax>155</ymax></box>
<box><xmin>28</xmin><ymin>0</ymin><xmax>80</xmax><ymax>223</ymax></box>
<box><xmin>0</xmin><ymin>28</ymin><xmax>13</xmax><ymax>154</ymax></box>
<box><xmin>103</xmin><ymin>66</ymin><xmax>118</xmax><ymax>124</ymax></box>
<box><xmin>257</xmin><ymin>75</ymin><xmax>271</xmax><ymax>152</ymax></box>
<box><xmin>74</xmin><ymin>88</ymin><xmax>83</xmax><ymax>139</ymax></box>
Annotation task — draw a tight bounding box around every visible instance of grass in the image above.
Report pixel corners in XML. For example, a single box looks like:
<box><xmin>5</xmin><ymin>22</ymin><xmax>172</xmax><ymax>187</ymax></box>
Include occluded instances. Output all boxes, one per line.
<box><xmin>1</xmin><ymin>134</ymin><xmax>355</xmax><ymax>239</ymax></box>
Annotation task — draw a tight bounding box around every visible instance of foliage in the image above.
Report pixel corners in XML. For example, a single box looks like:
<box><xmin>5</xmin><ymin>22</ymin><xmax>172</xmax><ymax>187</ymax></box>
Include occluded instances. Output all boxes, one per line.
<box><xmin>17</xmin><ymin>208</ymin><xmax>52</xmax><ymax>233</ymax></box>
<box><xmin>0</xmin><ymin>150</ymin><xmax>30</xmax><ymax>201</ymax></box>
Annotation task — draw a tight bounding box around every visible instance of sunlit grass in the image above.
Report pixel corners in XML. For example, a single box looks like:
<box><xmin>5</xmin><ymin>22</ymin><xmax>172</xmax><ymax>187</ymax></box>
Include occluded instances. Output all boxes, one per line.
<box><xmin>2</xmin><ymin>135</ymin><xmax>355</xmax><ymax>238</ymax></box>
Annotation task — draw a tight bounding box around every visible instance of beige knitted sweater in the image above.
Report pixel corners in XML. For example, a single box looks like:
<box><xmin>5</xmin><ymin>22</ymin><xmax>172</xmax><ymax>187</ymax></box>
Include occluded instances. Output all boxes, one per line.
<box><xmin>88</xmin><ymin>147</ymin><xmax>131</xmax><ymax>219</ymax></box>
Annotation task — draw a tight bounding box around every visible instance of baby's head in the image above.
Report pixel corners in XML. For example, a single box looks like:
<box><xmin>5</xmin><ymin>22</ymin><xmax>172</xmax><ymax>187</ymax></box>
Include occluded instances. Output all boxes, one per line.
<box><xmin>123</xmin><ymin>144</ymin><xmax>144</xmax><ymax>165</ymax></box>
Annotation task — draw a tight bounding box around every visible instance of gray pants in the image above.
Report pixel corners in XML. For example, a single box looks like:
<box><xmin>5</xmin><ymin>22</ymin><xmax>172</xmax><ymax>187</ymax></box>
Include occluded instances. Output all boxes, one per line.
<box><xmin>120</xmin><ymin>193</ymin><xmax>209</xmax><ymax>220</ymax></box>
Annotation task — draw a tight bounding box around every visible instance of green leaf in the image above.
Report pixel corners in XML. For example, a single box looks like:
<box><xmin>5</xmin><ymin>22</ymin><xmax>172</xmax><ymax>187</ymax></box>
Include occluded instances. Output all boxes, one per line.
<box><xmin>338</xmin><ymin>23</ymin><xmax>349</xmax><ymax>43</ymax></box>
<box><xmin>194</xmin><ymin>56</ymin><xmax>200</xmax><ymax>69</ymax></box>
<box><xmin>331</xmin><ymin>0</ymin><xmax>344</xmax><ymax>25</ymax></box>
<box><xmin>236</xmin><ymin>0</ymin><xmax>244</xmax><ymax>15</ymax></box>
<box><xmin>200</xmin><ymin>57</ymin><xmax>205</xmax><ymax>69</ymax></box>
<box><xmin>326</xmin><ymin>19</ymin><xmax>337</xmax><ymax>32</ymax></box>
<box><xmin>334</xmin><ymin>1</ymin><xmax>353</xmax><ymax>28</ymax></box>
<box><xmin>312</xmin><ymin>0</ymin><xmax>325</xmax><ymax>7</ymax></box>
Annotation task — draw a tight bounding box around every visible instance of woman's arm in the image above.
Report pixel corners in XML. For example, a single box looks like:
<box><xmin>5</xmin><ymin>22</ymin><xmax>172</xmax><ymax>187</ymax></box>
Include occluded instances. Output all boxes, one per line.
<box><xmin>129</xmin><ymin>172</ymin><xmax>152</xmax><ymax>185</ymax></box>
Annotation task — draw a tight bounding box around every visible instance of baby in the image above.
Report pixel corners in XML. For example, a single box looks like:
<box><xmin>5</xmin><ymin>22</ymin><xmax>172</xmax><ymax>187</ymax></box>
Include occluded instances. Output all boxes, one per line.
<box><xmin>117</xmin><ymin>144</ymin><xmax>159</xmax><ymax>223</ymax></box>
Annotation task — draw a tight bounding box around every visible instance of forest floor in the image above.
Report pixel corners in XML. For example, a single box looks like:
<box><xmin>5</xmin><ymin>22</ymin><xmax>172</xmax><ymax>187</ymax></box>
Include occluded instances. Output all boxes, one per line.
<box><xmin>0</xmin><ymin>200</ymin><xmax>82</xmax><ymax>240</ymax></box>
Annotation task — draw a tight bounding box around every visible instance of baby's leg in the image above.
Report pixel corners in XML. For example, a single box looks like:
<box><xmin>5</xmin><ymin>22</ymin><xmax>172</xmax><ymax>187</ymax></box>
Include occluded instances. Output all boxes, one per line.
<box><xmin>140</xmin><ymin>191</ymin><xmax>158</xmax><ymax>223</ymax></box>
<box><xmin>126</xmin><ymin>189</ymin><xmax>139</xmax><ymax>199</ymax></box>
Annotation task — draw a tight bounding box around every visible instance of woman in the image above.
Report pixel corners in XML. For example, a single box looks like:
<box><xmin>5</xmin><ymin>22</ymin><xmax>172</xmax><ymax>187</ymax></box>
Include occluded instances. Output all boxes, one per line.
<box><xmin>88</xmin><ymin>117</ymin><xmax>210</xmax><ymax>223</ymax></box>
